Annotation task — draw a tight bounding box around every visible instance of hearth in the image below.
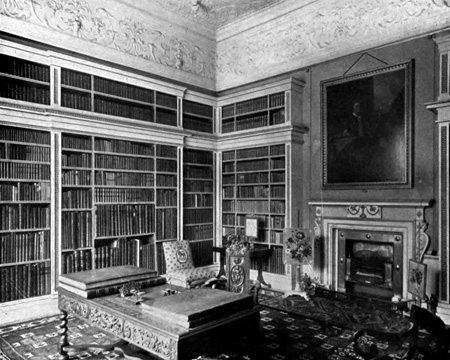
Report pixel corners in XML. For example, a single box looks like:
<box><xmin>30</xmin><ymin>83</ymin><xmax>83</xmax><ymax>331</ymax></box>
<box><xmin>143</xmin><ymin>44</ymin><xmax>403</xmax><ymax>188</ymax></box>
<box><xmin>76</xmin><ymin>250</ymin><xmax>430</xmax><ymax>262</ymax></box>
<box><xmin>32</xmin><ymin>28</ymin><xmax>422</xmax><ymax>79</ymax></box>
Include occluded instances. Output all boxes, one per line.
<box><xmin>338</xmin><ymin>229</ymin><xmax>403</xmax><ymax>301</ymax></box>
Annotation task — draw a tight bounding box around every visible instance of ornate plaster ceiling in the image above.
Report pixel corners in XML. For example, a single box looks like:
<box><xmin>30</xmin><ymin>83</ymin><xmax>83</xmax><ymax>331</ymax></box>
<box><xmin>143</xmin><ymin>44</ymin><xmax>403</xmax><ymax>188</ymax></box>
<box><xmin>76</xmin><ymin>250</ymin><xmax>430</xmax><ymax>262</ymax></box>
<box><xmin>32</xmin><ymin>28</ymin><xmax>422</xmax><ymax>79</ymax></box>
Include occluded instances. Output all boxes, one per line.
<box><xmin>154</xmin><ymin>0</ymin><xmax>283</xmax><ymax>28</ymax></box>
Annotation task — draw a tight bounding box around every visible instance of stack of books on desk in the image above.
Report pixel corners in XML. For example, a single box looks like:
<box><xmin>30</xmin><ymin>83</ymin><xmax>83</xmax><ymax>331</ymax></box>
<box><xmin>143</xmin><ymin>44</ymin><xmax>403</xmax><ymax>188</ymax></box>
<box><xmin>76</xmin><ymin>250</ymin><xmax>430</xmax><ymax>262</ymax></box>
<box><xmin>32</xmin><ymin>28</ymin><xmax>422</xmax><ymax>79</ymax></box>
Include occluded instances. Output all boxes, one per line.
<box><xmin>59</xmin><ymin>265</ymin><xmax>165</xmax><ymax>298</ymax></box>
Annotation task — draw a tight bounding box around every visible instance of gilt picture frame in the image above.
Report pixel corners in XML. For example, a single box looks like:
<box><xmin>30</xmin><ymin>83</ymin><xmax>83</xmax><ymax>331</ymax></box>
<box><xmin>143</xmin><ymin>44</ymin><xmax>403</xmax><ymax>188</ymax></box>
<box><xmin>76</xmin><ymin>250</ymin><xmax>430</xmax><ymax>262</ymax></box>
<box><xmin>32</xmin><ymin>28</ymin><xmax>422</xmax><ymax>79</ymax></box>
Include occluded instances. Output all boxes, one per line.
<box><xmin>321</xmin><ymin>61</ymin><xmax>413</xmax><ymax>189</ymax></box>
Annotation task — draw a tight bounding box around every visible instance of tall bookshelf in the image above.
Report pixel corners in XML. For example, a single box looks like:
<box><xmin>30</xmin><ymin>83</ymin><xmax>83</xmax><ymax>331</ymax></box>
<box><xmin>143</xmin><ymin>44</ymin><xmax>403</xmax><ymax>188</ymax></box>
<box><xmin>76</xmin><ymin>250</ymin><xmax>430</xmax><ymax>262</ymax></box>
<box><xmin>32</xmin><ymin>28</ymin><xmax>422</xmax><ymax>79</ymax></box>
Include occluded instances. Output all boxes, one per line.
<box><xmin>0</xmin><ymin>125</ymin><xmax>52</xmax><ymax>303</ymax></box>
<box><xmin>183</xmin><ymin>100</ymin><xmax>214</xmax><ymax>133</ymax></box>
<box><xmin>60</xmin><ymin>68</ymin><xmax>178</xmax><ymax>126</ymax></box>
<box><xmin>60</xmin><ymin>133</ymin><xmax>93</xmax><ymax>274</ymax></box>
<box><xmin>222</xmin><ymin>144</ymin><xmax>286</xmax><ymax>274</ymax></box>
<box><xmin>183</xmin><ymin>148</ymin><xmax>215</xmax><ymax>266</ymax></box>
<box><xmin>155</xmin><ymin>144</ymin><xmax>178</xmax><ymax>274</ymax></box>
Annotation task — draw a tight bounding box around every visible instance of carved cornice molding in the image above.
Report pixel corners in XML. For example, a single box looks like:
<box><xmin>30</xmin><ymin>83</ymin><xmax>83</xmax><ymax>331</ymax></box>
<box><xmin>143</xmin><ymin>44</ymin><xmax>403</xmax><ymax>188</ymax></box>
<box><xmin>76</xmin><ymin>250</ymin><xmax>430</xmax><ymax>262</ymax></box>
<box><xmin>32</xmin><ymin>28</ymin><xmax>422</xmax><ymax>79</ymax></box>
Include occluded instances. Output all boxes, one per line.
<box><xmin>216</xmin><ymin>0</ymin><xmax>450</xmax><ymax>90</ymax></box>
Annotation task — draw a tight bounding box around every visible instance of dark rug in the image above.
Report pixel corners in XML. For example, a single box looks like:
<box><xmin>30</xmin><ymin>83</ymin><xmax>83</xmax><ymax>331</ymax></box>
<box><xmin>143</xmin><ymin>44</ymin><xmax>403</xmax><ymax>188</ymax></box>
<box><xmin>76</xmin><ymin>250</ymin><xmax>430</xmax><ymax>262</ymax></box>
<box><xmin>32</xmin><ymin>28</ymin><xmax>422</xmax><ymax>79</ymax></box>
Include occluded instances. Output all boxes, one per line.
<box><xmin>0</xmin><ymin>304</ymin><xmax>432</xmax><ymax>360</ymax></box>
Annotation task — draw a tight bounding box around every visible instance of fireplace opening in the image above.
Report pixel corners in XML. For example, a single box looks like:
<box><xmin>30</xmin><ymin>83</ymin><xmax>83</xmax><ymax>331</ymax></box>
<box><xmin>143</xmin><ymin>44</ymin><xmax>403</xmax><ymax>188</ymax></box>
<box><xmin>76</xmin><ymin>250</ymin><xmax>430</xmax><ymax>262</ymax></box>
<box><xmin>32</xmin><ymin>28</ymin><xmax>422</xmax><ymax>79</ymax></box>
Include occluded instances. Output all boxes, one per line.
<box><xmin>337</xmin><ymin>230</ymin><xmax>403</xmax><ymax>301</ymax></box>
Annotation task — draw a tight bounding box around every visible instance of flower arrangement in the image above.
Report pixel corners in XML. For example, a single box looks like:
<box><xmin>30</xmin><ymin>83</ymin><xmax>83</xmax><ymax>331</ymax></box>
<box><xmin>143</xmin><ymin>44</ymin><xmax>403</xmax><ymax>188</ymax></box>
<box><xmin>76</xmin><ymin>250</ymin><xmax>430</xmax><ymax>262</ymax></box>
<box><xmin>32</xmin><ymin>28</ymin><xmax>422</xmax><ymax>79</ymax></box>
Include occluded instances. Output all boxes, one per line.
<box><xmin>224</xmin><ymin>234</ymin><xmax>254</xmax><ymax>255</ymax></box>
<box><xmin>285</xmin><ymin>230</ymin><xmax>312</xmax><ymax>264</ymax></box>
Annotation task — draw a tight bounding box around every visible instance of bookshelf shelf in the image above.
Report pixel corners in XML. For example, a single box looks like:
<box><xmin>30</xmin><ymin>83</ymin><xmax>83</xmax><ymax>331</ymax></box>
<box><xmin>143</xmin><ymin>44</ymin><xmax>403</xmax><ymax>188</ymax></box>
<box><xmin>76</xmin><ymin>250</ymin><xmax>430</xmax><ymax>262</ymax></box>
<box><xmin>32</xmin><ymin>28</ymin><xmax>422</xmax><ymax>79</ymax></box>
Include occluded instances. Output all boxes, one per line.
<box><xmin>0</xmin><ymin>124</ymin><xmax>52</xmax><ymax>303</ymax></box>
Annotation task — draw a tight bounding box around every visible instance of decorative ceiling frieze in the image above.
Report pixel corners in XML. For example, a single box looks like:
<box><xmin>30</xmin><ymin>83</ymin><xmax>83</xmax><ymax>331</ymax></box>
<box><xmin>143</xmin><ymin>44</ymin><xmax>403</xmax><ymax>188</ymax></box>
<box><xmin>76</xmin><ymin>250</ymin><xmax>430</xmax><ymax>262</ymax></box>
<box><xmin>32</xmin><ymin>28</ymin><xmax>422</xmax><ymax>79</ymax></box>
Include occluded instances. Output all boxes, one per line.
<box><xmin>0</xmin><ymin>0</ymin><xmax>216</xmax><ymax>81</ymax></box>
<box><xmin>216</xmin><ymin>0</ymin><xmax>450</xmax><ymax>89</ymax></box>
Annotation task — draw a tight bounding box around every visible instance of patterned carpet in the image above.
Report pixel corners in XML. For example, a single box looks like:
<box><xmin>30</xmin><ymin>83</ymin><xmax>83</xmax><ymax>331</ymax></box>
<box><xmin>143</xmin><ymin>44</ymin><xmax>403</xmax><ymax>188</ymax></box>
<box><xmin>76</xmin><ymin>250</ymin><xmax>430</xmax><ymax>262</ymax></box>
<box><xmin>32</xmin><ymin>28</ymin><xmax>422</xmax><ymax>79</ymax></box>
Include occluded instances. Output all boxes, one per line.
<box><xmin>0</xmin><ymin>300</ymin><xmax>431</xmax><ymax>360</ymax></box>
<box><xmin>261</xmin><ymin>290</ymin><xmax>412</xmax><ymax>334</ymax></box>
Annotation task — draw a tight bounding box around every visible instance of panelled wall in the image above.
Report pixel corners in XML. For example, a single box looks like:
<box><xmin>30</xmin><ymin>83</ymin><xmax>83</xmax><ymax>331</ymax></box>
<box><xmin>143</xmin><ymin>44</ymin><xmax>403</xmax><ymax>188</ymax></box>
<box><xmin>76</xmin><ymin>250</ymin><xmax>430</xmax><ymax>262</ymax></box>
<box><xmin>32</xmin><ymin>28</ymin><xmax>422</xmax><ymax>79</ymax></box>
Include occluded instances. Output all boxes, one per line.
<box><xmin>0</xmin><ymin>38</ymin><xmax>307</xmax><ymax>304</ymax></box>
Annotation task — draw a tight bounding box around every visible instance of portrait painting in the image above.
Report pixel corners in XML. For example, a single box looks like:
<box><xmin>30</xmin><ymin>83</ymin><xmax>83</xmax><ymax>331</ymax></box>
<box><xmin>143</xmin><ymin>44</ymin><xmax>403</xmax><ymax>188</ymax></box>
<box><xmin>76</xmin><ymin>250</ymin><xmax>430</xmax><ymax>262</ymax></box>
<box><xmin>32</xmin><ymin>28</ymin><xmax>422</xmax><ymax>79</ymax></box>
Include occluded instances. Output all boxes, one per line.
<box><xmin>321</xmin><ymin>61</ymin><xmax>412</xmax><ymax>188</ymax></box>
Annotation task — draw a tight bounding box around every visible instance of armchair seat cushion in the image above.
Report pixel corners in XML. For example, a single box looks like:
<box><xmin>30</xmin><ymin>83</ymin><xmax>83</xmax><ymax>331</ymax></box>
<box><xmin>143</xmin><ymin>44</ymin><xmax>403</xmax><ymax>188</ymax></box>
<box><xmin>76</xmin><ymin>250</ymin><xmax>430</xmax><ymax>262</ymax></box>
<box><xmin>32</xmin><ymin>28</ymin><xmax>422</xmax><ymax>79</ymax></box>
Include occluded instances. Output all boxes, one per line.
<box><xmin>166</xmin><ymin>264</ymin><xmax>219</xmax><ymax>288</ymax></box>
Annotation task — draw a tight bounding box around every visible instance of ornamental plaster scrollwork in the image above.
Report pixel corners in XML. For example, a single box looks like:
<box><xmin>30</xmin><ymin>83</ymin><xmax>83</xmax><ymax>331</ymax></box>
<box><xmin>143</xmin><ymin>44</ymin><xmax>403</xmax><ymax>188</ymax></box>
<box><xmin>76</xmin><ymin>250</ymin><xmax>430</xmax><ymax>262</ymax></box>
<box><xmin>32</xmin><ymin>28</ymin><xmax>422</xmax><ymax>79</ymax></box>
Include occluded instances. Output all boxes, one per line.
<box><xmin>216</xmin><ymin>0</ymin><xmax>450</xmax><ymax>88</ymax></box>
<box><xmin>0</xmin><ymin>0</ymin><xmax>215</xmax><ymax>80</ymax></box>
<box><xmin>415</xmin><ymin>221</ymin><xmax>430</xmax><ymax>263</ymax></box>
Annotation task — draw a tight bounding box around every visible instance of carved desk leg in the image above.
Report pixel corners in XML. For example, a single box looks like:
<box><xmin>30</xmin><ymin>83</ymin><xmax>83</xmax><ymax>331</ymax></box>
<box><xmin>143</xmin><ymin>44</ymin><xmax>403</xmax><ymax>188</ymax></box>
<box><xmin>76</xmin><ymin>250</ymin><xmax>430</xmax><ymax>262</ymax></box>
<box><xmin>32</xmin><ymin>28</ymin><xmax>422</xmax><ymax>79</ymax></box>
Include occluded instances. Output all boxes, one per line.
<box><xmin>58</xmin><ymin>310</ymin><xmax>70</xmax><ymax>360</ymax></box>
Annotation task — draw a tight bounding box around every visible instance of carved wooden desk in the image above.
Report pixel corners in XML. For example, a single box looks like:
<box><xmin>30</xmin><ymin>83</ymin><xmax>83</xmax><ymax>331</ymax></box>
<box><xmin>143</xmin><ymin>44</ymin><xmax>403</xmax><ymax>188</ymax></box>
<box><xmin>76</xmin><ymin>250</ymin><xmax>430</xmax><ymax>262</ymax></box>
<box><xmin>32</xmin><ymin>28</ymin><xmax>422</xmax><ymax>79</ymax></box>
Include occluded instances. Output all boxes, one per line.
<box><xmin>58</xmin><ymin>284</ymin><xmax>260</xmax><ymax>360</ymax></box>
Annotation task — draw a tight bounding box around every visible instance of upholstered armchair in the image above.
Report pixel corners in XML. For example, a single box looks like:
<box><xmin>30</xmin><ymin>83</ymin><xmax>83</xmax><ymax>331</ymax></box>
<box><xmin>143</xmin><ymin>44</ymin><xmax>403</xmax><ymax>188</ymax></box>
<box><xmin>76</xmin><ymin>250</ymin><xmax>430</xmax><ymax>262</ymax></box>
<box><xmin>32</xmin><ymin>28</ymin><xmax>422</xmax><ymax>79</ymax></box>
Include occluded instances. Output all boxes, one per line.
<box><xmin>162</xmin><ymin>240</ymin><xmax>220</xmax><ymax>288</ymax></box>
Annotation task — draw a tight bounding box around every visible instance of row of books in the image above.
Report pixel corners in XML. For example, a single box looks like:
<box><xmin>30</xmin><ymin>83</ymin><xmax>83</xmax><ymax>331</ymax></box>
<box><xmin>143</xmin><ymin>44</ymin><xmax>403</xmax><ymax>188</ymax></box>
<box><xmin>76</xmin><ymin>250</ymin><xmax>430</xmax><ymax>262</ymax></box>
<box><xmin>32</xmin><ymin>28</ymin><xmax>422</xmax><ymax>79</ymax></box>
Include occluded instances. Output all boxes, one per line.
<box><xmin>156</xmin><ymin>158</ymin><xmax>177</xmax><ymax>173</ymax></box>
<box><xmin>61</xmin><ymin>90</ymin><xmax>92</xmax><ymax>111</ymax></box>
<box><xmin>270</xmin><ymin>230</ymin><xmax>284</xmax><ymax>244</ymax></box>
<box><xmin>236</xmin><ymin>95</ymin><xmax>268</xmax><ymax>115</ymax></box>
<box><xmin>62</xmin><ymin>152</ymin><xmax>92</xmax><ymax>168</ymax></box>
<box><xmin>94</xmin><ymin>96</ymin><xmax>154</xmax><ymax>122</ymax></box>
<box><xmin>95</xmin><ymin>188</ymin><xmax>154</xmax><ymax>203</ymax></box>
<box><xmin>156</xmin><ymin>174</ymin><xmax>177</xmax><ymax>187</ymax></box>
<box><xmin>61</xmin><ymin>249</ymin><xmax>92</xmax><ymax>274</ymax></box>
<box><xmin>236</xmin><ymin>172</ymin><xmax>268</xmax><ymax>184</ymax></box>
<box><xmin>271</xmin><ymin>185</ymin><xmax>286</xmax><ymax>198</ymax></box>
<box><xmin>61</xmin><ymin>68</ymin><xmax>91</xmax><ymax>90</ymax></box>
<box><xmin>184</xmin><ymin>180</ymin><xmax>213</xmax><ymax>193</ymax></box>
<box><xmin>235</xmin><ymin>114</ymin><xmax>268</xmax><ymax>131</ymax></box>
<box><xmin>222</xmin><ymin>104</ymin><xmax>235</xmax><ymax>118</ymax></box>
<box><xmin>183</xmin><ymin>115</ymin><xmax>213</xmax><ymax>133</ymax></box>
<box><xmin>95</xmin><ymin>138</ymin><xmax>154</xmax><ymax>155</ymax></box>
<box><xmin>237</xmin><ymin>185</ymin><xmax>269</xmax><ymax>199</ymax></box>
<box><xmin>270</xmin><ymin>109</ymin><xmax>285</xmax><ymax>125</ymax></box>
<box><xmin>183</xmin><ymin>100</ymin><xmax>213</xmax><ymax>118</ymax></box>
<box><xmin>95</xmin><ymin>171</ymin><xmax>154</xmax><ymax>186</ymax></box>
<box><xmin>270</xmin><ymin>200</ymin><xmax>286</xmax><ymax>214</ymax></box>
<box><xmin>0</xmin><ymin>54</ymin><xmax>50</xmax><ymax>83</ymax></box>
<box><xmin>0</xmin><ymin>162</ymin><xmax>51</xmax><ymax>180</ymax></box>
<box><xmin>251</xmin><ymin>246</ymin><xmax>285</xmax><ymax>275</ymax></box>
<box><xmin>96</xmin><ymin>204</ymin><xmax>155</xmax><ymax>237</ymax></box>
<box><xmin>0</xmin><ymin>80</ymin><xmax>51</xmax><ymax>105</ymax></box>
<box><xmin>62</xmin><ymin>169</ymin><xmax>91</xmax><ymax>186</ymax></box>
<box><xmin>184</xmin><ymin>193</ymin><xmax>213</xmax><ymax>208</ymax></box>
<box><xmin>6</xmin><ymin>144</ymin><xmax>50</xmax><ymax>162</ymax></box>
<box><xmin>270</xmin><ymin>171</ymin><xmax>286</xmax><ymax>183</ymax></box>
<box><xmin>183</xmin><ymin>224</ymin><xmax>213</xmax><ymax>241</ymax></box>
<box><xmin>94</xmin><ymin>239</ymin><xmax>141</xmax><ymax>269</ymax></box>
<box><xmin>156</xmin><ymin>208</ymin><xmax>177</xmax><ymax>240</ymax></box>
<box><xmin>236</xmin><ymin>159</ymin><xmax>269</xmax><ymax>172</ymax></box>
<box><xmin>0</xmin><ymin>261</ymin><xmax>51</xmax><ymax>303</ymax></box>
<box><xmin>0</xmin><ymin>230</ymin><xmax>50</xmax><ymax>264</ymax></box>
<box><xmin>61</xmin><ymin>211</ymin><xmax>92</xmax><ymax>249</ymax></box>
<box><xmin>271</xmin><ymin>158</ymin><xmax>286</xmax><ymax>169</ymax></box>
<box><xmin>183</xmin><ymin>166</ymin><xmax>213</xmax><ymax>179</ymax></box>
<box><xmin>222</xmin><ymin>200</ymin><xmax>269</xmax><ymax>213</ymax></box>
<box><xmin>156</xmin><ymin>144</ymin><xmax>177</xmax><ymax>158</ymax></box>
<box><xmin>156</xmin><ymin>92</ymin><xmax>177</xmax><ymax>109</ymax></box>
<box><xmin>183</xmin><ymin>208</ymin><xmax>214</xmax><ymax>225</ymax></box>
<box><xmin>0</xmin><ymin>182</ymin><xmax>51</xmax><ymax>201</ymax></box>
<box><xmin>155</xmin><ymin>109</ymin><xmax>177</xmax><ymax>126</ymax></box>
<box><xmin>95</xmin><ymin>154</ymin><xmax>154</xmax><ymax>171</ymax></box>
<box><xmin>0</xmin><ymin>204</ymin><xmax>50</xmax><ymax>230</ymax></box>
<box><xmin>156</xmin><ymin>189</ymin><xmax>177</xmax><ymax>207</ymax></box>
<box><xmin>62</xmin><ymin>189</ymin><xmax>91</xmax><ymax>209</ymax></box>
<box><xmin>0</xmin><ymin>125</ymin><xmax>50</xmax><ymax>145</ymax></box>
<box><xmin>62</xmin><ymin>134</ymin><xmax>92</xmax><ymax>150</ymax></box>
<box><xmin>94</xmin><ymin>76</ymin><xmax>153</xmax><ymax>103</ymax></box>
<box><xmin>221</xmin><ymin>121</ymin><xmax>235</xmax><ymax>133</ymax></box>
<box><xmin>237</xmin><ymin>146</ymin><xmax>269</xmax><ymax>159</ymax></box>
<box><xmin>184</xmin><ymin>149</ymin><xmax>213</xmax><ymax>164</ymax></box>
<box><xmin>269</xmin><ymin>92</ymin><xmax>285</xmax><ymax>108</ymax></box>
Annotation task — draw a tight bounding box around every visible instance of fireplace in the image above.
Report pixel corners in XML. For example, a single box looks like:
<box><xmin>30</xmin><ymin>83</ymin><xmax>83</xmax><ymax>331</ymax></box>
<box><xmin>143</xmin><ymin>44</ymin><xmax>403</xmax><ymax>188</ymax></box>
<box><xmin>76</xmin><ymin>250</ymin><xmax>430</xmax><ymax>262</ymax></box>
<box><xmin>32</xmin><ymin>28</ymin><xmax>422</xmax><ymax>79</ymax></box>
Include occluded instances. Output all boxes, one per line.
<box><xmin>337</xmin><ymin>229</ymin><xmax>403</xmax><ymax>300</ymax></box>
<box><xmin>309</xmin><ymin>200</ymin><xmax>432</xmax><ymax>301</ymax></box>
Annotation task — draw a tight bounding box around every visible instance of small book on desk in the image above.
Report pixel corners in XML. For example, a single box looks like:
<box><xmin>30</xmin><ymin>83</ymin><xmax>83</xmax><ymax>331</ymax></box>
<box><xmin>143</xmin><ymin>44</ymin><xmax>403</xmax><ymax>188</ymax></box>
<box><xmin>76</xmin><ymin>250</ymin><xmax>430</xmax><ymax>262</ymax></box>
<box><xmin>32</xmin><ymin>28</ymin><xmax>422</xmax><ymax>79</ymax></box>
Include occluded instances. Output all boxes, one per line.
<box><xmin>59</xmin><ymin>265</ymin><xmax>163</xmax><ymax>298</ymax></box>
